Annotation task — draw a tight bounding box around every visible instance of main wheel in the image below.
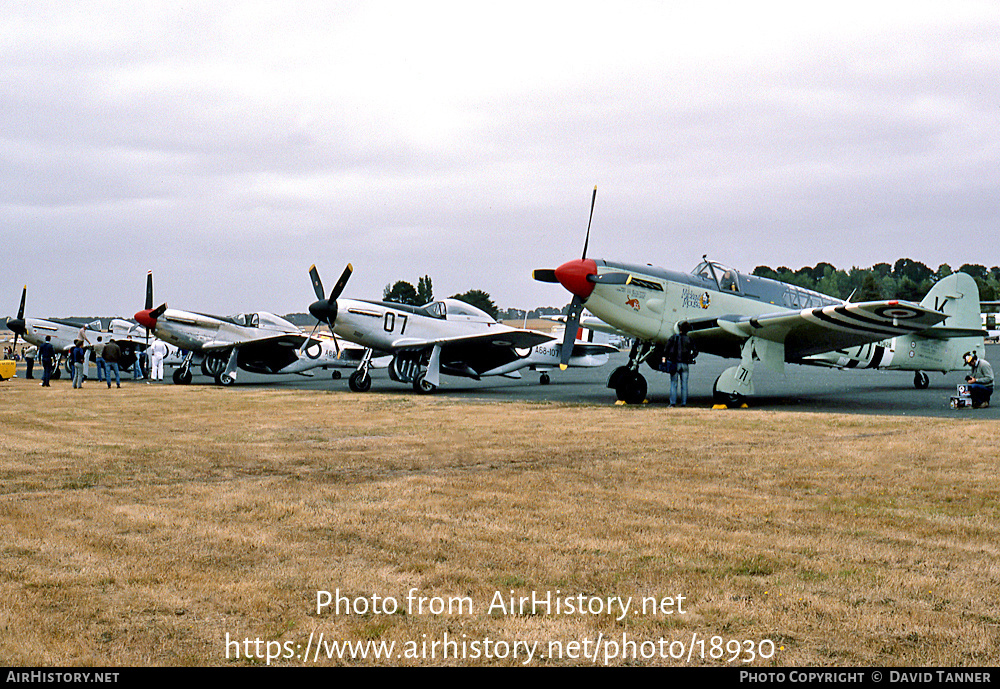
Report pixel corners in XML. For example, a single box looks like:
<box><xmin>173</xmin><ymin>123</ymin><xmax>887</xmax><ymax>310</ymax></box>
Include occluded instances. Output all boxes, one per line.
<box><xmin>413</xmin><ymin>372</ymin><xmax>436</xmax><ymax>394</ymax></box>
<box><xmin>606</xmin><ymin>365</ymin><xmax>629</xmax><ymax>390</ymax></box>
<box><xmin>217</xmin><ymin>373</ymin><xmax>235</xmax><ymax>386</ymax></box>
<box><xmin>712</xmin><ymin>375</ymin><xmax>743</xmax><ymax>406</ymax></box>
<box><xmin>615</xmin><ymin>371</ymin><xmax>647</xmax><ymax>404</ymax></box>
<box><xmin>173</xmin><ymin>368</ymin><xmax>192</xmax><ymax>385</ymax></box>
<box><xmin>348</xmin><ymin>370</ymin><xmax>372</xmax><ymax>392</ymax></box>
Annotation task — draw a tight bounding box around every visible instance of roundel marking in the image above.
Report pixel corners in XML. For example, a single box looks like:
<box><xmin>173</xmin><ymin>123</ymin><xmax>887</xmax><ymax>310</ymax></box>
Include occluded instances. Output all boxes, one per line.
<box><xmin>304</xmin><ymin>340</ymin><xmax>323</xmax><ymax>360</ymax></box>
<box><xmin>872</xmin><ymin>305</ymin><xmax>922</xmax><ymax>320</ymax></box>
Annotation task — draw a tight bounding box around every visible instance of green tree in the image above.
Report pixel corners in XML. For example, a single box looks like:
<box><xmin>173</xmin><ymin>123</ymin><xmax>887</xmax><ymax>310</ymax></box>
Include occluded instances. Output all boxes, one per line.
<box><xmin>416</xmin><ymin>276</ymin><xmax>434</xmax><ymax>305</ymax></box>
<box><xmin>383</xmin><ymin>280</ymin><xmax>420</xmax><ymax>305</ymax></box>
<box><xmin>859</xmin><ymin>273</ymin><xmax>883</xmax><ymax>301</ymax></box>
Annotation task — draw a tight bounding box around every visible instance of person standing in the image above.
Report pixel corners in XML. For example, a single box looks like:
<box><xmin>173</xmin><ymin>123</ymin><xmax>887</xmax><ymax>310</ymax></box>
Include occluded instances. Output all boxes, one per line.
<box><xmin>148</xmin><ymin>339</ymin><xmax>168</xmax><ymax>382</ymax></box>
<box><xmin>127</xmin><ymin>336</ymin><xmax>143</xmax><ymax>380</ymax></box>
<box><xmin>40</xmin><ymin>337</ymin><xmax>55</xmax><ymax>387</ymax></box>
<box><xmin>71</xmin><ymin>340</ymin><xmax>87</xmax><ymax>388</ymax></box>
<box><xmin>77</xmin><ymin>325</ymin><xmax>92</xmax><ymax>380</ymax></box>
<box><xmin>964</xmin><ymin>352</ymin><xmax>994</xmax><ymax>409</ymax></box>
<box><xmin>664</xmin><ymin>323</ymin><xmax>698</xmax><ymax>407</ymax></box>
<box><xmin>93</xmin><ymin>336</ymin><xmax>107</xmax><ymax>383</ymax></box>
<box><xmin>23</xmin><ymin>344</ymin><xmax>37</xmax><ymax>379</ymax></box>
<box><xmin>103</xmin><ymin>339</ymin><xmax>122</xmax><ymax>388</ymax></box>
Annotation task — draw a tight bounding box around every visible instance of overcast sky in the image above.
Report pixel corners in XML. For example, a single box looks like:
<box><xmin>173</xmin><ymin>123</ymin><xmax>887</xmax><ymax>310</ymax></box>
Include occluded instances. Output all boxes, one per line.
<box><xmin>3</xmin><ymin>1</ymin><xmax>998</xmax><ymax>318</ymax></box>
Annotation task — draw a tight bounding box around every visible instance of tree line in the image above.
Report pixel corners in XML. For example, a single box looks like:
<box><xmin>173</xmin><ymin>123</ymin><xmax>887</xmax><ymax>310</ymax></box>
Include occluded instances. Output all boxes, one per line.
<box><xmin>382</xmin><ymin>276</ymin><xmax>501</xmax><ymax>319</ymax></box>
<box><xmin>752</xmin><ymin>259</ymin><xmax>1000</xmax><ymax>303</ymax></box>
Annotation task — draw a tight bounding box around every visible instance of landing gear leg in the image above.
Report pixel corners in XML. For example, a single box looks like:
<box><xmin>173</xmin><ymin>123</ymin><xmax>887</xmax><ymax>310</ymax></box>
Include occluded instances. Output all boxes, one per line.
<box><xmin>608</xmin><ymin>340</ymin><xmax>651</xmax><ymax>404</ymax></box>
<box><xmin>172</xmin><ymin>351</ymin><xmax>194</xmax><ymax>385</ymax></box>
<box><xmin>348</xmin><ymin>349</ymin><xmax>373</xmax><ymax>392</ymax></box>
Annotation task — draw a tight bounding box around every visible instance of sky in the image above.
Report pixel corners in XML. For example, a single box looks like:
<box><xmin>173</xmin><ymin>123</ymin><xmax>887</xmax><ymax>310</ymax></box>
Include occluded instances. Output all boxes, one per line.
<box><xmin>3</xmin><ymin>1</ymin><xmax>999</xmax><ymax>318</ymax></box>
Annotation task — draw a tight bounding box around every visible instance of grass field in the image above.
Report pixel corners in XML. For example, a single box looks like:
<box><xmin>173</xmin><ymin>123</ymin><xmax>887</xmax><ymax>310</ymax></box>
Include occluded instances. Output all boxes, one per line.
<box><xmin>1</xmin><ymin>374</ymin><xmax>998</xmax><ymax>666</ymax></box>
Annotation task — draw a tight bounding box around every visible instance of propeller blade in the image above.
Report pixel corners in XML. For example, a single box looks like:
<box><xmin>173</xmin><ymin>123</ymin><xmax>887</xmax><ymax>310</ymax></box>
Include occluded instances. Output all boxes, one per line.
<box><xmin>532</xmin><ymin>269</ymin><xmax>559</xmax><ymax>283</ymax></box>
<box><xmin>12</xmin><ymin>285</ymin><xmax>26</xmax><ymax>350</ymax></box>
<box><xmin>309</xmin><ymin>264</ymin><xmax>325</xmax><ymax>301</ymax></box>
<box><xmin>560</xmin><ymin>297</ymin><xmax>584</xmax><ymax>370</ymax></box>
<box><xmin>150</xmin><ymin>303</ymin><xmax>167</xmax><ymax>319</ymax></box>
<box><xmin>329</xmin><ymin>263</ymin><xmax>353</xmax><ymax>301</ymax></box>
<box><xmin>144</xmin><ymin>271</ymin><xmax>153</xmax><ymax>310</ymax></box>
<box><xmin>581</xmin><ymin>185</ymin><xmax>597</xmax><ymax>260</ymax></box>
<box><xmin>298</xmin><ymin>320</ymin><xmax>322</xmax><ymax>356</ymax></box>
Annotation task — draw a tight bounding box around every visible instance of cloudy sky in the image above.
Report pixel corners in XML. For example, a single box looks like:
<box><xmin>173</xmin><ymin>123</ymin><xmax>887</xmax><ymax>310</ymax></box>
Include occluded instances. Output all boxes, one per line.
<box><xmin>3</xmin><ymin>1</ymin><xmax>998</xmax><ymax>318</ymax></box>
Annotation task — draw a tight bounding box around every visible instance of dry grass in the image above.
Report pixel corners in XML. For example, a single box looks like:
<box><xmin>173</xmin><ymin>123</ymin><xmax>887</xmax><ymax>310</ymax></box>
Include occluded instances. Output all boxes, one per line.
<box><xmin>1</xmin><ymin>375</ymin><xmax>998</xmax><ymax>666</ymax></box>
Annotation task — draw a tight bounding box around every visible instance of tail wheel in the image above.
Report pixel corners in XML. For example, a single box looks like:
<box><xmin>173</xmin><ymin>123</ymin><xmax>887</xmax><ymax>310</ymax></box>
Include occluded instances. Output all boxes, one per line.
<box><xmin>914</xmin><ymin>371</ymin><xmax>930</xmax><ymax>389</ymax></box>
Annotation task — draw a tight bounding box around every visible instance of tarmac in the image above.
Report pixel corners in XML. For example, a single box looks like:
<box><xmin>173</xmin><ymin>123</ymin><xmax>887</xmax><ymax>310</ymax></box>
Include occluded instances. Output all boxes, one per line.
<box><xmin>7</xmin><ymin>344</ymin><xmax>997</xmax><ymax>419</ymax></box>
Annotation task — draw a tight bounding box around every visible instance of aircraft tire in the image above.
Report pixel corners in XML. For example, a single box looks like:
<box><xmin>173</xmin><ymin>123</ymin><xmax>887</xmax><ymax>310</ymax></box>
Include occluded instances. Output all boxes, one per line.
<box><xmin>413</xmin><ymin>372</ymin><xmax>436</xmax><ymax>394</ymax></box>
<box><xmin>348</xmin><ymin>370</ymin><xmax>371</xmax><ymax>393</ymax></box>
<box><xmin>914</xmin><ymin>371</ymin><xmax>930</xmax><ymax>389</ymax></box>
<box><xmin>615</xmin><ymin>371</ymin><xmax>646</xmax><ymax>404</ymax></box>
<box><xmin>606</xmin><ymin>365</ymin><xmax>629</xmax><ymax>390</ymax></box>
<box><xmin>172</xmin><ymin>368</ymin><xmax>192</xmax><ymax>385</ymax></box>
<box><xmin>331</xmin><ymin>370</ymin><xmax>342</xmax><ymax>380</ymax></box>
<box><xmin>218</xmin><ymin>373</ymin><xmax>235</xmax><ymax>386</ymax></box>
<box><xmin>539</xmin><ymin>373</ymin><xmax>550</xmax><ymax>385</ymax></box>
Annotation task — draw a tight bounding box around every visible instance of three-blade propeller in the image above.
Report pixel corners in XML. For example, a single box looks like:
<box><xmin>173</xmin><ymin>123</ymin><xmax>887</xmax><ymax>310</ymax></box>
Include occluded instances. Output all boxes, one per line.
<box><xmin>303</xmin><ymin>263</ymin><xmax>353</xmax><ymax>355</ymax></box>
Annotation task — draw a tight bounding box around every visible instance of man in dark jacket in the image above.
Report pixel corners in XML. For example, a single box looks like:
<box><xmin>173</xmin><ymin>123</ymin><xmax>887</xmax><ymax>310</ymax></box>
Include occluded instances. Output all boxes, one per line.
<box><xmin>665</xmin><ymin>323</ymin><xmax>698</xmax><ymax>407</ymax></box>
<box><xmin>103</xmin><ymin>340</ymin><xmax>122</xmax><ymax>388</ymax></box>
<box><xmin>40</xmin><ymin>336</ymin><xmax>55</xmax><ymax>387</ymax></box>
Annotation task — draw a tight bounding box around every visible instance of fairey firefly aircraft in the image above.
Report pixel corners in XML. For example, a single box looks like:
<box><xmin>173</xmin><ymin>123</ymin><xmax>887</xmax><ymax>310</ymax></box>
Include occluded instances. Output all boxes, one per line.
<box><xmin>133</xmin><ymin>272</ymin><xmax>366</xmax><ymax>385</ymax></box>
<box><xmin>534</xmin><ymin>188</ymin><xmax>986</xmax><ymax>405</ymax></box>
<box><xmin>6</xmin><ymin>286</ymin><xmax>146</xmax><ymax>377</ymax></box>
<box><xmin>305</xmin><ymin>264</ymin><xmax>606</xmax><ymax>392</ymax></box>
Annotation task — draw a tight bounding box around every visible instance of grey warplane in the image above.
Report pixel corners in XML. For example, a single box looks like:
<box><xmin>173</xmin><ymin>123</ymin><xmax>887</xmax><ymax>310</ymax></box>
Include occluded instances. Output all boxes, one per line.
<box><xmin>534</xmin><ymin>188</ymin><xmax>986</xmax><ymax>405</ymax></box>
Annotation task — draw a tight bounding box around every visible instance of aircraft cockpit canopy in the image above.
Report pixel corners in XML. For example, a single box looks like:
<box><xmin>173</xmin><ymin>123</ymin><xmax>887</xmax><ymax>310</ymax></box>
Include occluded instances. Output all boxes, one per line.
<box><xmin>419</xmin><ymin>301</ymin><xmax>447</xmax><ymax>320</ymax></box>
<box><xmin>440</xmin><ymin>299</ymin><xmax>496</xmax><ymax>323</ymax></box>
<box><xmin>228</xmin><ymin>313</ymin><xmax>259</xmax><ymax>327</ymax></box>
<box><xmin>692</xmin><ymin>259</ymin><xmax>741</xmax><ymax>293</ymax></box>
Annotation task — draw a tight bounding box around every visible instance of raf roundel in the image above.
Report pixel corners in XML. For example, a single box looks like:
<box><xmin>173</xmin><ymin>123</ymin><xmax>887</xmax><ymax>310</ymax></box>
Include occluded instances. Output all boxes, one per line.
<box><xmin>872</xmin><ymin>305</ymin><xmax>923</xmax><ymax>320</ymax></box>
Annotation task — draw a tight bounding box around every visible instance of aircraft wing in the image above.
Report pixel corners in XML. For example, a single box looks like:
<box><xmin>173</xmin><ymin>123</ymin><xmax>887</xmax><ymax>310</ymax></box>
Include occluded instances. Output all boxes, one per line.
<box><xmin>198</xmin><ymin>332</ymin><xmax>303</xmax><ymax>350</ymax></box>
<box><xmin>683</xmin><ymin>300</ymin><xmax>949</xmax><ymax>360</ymax></box>
<box><xmin>390</xmin><ymin>329</ymin><xmax>554</xmax><ymax>352</ymax></box>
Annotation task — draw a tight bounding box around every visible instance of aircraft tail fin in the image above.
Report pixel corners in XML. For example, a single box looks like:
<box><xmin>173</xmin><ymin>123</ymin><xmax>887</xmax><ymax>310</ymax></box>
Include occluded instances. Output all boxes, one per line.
<box><xmin>919</xmin><ymin>272</ymin><xmax>983</xmax><ymax>335</ymax></box>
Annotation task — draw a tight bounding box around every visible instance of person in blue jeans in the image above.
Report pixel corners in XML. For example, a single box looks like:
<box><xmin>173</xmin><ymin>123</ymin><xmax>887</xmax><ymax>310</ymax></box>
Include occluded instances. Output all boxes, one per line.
<box><xmin>665</xmin><ymin>323</ymin><xmax>698</xmax><ymax>407</ymax></box>
<box><xmin>103</xmin><ymin>340</ymin><xmax>122</xmax><ymax>388</ymax></box>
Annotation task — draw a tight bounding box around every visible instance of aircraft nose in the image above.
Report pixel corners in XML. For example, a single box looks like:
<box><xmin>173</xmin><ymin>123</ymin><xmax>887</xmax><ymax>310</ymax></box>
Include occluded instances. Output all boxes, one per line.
<box><xmin>7</xmin><ymin>318</ymin><xmax>25</xmax><ymax>336</ymax></box>
<box><xmin>134</xmin><ymin>309</ymin><xmax>156</xmax><ymax>330</ymax></box>
<box><xmin>554</xmin><ymin>259</ymin><xmax>597</xmax><ymax>300</ymax></box>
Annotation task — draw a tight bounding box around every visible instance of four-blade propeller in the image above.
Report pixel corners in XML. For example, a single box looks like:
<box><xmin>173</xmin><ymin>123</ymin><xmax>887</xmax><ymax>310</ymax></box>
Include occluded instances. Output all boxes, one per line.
<box><xmin>303</xmin><ymin>263</ymin><xmax>353</xmax><ymax>355</ymax></box>
<box><xmin>5</xmin><ymin>285</ymin><xmax>28</xmax><ymax>351</ymax></box>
